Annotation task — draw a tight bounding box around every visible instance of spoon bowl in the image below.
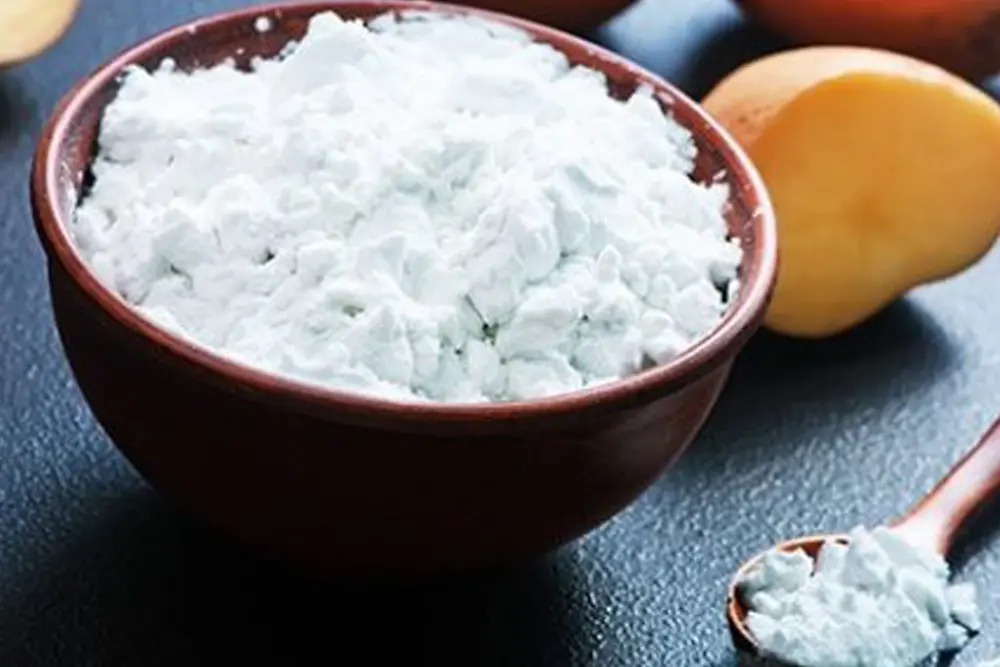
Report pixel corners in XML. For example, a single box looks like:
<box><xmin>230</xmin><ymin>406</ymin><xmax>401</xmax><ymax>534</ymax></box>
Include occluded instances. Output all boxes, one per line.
<box><xmin>726</xmin><ymin>415</ymin><xmax>1000</xmax><ymax>659</ymax></box>
<box><xmin>726</xmin><ymin>533</ymin><xmax>849</xmax><ymax>654</ymax></box>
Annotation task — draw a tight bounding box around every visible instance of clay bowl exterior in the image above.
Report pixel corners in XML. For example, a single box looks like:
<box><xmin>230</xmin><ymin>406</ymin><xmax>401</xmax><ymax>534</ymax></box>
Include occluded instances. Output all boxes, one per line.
<box><xmin>444</xmin><ymin>0</ymin><xmax>635</xmax><ymax>32</ymax></box>
<box><xmin>31</xmin><ymin>1</ymin><xmax>777</xmax><ymax>575</ymax></box>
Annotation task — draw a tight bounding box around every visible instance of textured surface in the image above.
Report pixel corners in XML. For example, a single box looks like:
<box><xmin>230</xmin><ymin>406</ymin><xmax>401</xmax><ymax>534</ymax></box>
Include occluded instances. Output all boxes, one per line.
<box><xmin>1</xmin><ymin>0</ymin><xmax>999</xmax><ymax>665</ymax></box>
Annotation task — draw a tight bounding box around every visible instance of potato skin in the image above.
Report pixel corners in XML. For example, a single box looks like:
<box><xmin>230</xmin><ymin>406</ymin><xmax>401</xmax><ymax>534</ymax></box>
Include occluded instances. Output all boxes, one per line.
<box><xmin>733</xmin><ymin>0</ymin><xmax>1000</xmax><ymax>80</ymax></box>
<box><xmin>445</xmin><ymin>0</ymin><xmax>636</xmax><ymax>32</ymax></box>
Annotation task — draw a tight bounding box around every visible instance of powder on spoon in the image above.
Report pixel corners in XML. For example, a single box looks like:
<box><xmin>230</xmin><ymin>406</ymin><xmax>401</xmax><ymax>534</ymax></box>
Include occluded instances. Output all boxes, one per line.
<box><xmin>71</xmin><ymin>10</ymin><xmax>741</xmax><ymax>403</ymax></box>
<box><xmin>738</xmin><ymin>525</ymin><xmax>980</xmax><ymax>667</ymax></box>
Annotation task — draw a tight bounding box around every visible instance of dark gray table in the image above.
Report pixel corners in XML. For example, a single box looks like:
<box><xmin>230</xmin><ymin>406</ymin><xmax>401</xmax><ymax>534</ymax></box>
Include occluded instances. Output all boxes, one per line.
<box><xmin>2</xmin><ymin>1</ymin><xmax>999</xmax><ymax>664</ymax></box>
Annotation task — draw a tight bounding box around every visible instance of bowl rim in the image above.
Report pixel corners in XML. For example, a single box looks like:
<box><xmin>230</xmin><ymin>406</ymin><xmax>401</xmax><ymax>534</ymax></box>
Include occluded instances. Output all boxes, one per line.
<box><xmin>31</xmin><ymin>0</ymin><xmax>778</xmax><ymax>424</ymax></box>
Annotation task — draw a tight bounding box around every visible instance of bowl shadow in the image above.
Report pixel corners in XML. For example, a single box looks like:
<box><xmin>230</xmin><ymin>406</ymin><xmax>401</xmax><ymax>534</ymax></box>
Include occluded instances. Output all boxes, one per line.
<box><xmin>0</xmin><ymin>490</ymin><xmax>586</xmax><ymax>667</ymax></box>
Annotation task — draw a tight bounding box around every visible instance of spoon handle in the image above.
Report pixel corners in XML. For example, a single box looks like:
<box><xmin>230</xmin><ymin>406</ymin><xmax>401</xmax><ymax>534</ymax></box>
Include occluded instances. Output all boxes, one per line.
<box><xmin>893</xmin><ymin>415</ymin><xmax>1000</xmax><ymax>554</ymax></box>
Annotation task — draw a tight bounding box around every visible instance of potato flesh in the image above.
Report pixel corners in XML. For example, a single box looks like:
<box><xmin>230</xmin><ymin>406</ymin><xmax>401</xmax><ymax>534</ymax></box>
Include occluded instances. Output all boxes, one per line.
<box><xmin>755</xmin><ymin>73</ymin><xmax>1000</xmax><ymax>336</ymax></box>
<box><xmin>0</xmin><ymin>0</ymin><xmax>78</xmax><ymax>64</ymax></box>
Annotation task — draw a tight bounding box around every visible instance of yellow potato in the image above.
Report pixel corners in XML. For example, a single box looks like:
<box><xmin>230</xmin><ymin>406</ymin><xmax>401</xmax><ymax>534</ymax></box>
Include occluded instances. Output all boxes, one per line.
<box><xmin>1</xmin><ymin>0</ymin><xmax>79</xmax><ymax>66</ymax></box>
<box><xmin>703</xmin><ymin>46</ymin><xmax>1000</xmax><ymax>338</ymax></box>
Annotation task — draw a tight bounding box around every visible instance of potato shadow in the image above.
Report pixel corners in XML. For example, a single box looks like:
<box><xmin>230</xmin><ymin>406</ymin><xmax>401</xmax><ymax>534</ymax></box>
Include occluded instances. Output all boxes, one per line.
<box><xmin>672</xmin><ymin>20</ymin><xmax>788</xmax><ymax>99</ymax></box>
<box><xmin>0</xmin><ymin>74</ymin><xmax>34</xmax><ymax>150</ymax></box>
<box><xmin>733</xmin><ymin>298</ymin><xmax>958</xmax><ymax>387</ymax></box>
<box><xmin>0</xmin><ymin>491</ymin><xmax>585</xmax><ymax>667</ymax></box>
<box><xmin>591</xmin><ymin>5</ymin><xmax>788</xmax><ymax>99</ymax></box>
<box><xmin>684</xmin><ymin>298</ymin><xmax>961</xmax><ymax>467</ymax></box>
<box><xmin>985</xmin><ymin>74</ymin><xmax>1000</xmax><ymax>99</ymax></box>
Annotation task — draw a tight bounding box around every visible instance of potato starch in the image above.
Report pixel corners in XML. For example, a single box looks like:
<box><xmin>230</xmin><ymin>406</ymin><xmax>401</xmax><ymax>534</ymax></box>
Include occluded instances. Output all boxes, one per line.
<box><xmin>71</xmin><ymin>11</ymin><xmax>742</xmax><ymax>403</ymax></box>
<box><xmin>739</xmin><ymin>525</ymin><xmax>980</xmax><ymax>667</ymax></box>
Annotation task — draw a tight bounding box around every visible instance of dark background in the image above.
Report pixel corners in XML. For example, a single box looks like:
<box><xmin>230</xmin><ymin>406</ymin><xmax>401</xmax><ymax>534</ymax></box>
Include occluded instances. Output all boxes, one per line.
<box><xmin>2</xmin><ymin>0</ymin><xmax>999</xmax><ymax>664</ymax></box>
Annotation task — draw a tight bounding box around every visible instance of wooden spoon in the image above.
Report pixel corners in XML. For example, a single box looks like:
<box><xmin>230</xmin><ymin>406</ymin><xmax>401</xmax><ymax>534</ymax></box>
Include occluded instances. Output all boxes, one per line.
<box><xmin>727</xmin><ymin>414</ymin><xmax>1000</xmax><ymax>658</ymax></box>
<box><xmin>0</xmin><ymin>0</ymin><xmax>80</xmax><ymax>66</ymax></box>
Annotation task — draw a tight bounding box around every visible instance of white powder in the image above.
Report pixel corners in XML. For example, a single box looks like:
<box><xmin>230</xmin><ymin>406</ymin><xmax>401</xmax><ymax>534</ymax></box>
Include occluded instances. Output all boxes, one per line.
<box><xmin>254</xmin><ymin>16</ymin><xmax>273</xmax><ymax>33</ymax></box>
<box><xmin>739</xmin><ymin>526</ymin><xmax>980</xmax><ymax>667</ymax></box>
<box><xmin>71</xmin><ymin>10</ymin><xmax>741</xmax><ymax>403</ymax></box>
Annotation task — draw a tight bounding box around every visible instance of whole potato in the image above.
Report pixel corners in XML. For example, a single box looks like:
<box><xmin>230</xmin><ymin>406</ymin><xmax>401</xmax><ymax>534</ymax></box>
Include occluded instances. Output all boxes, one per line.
<box><xmin>733</xmin><ymin>0</ymin><xmax>1000</xmax><ymax>80</ymax></box>
<box><xmin>446</xmin><ymin>0</ymin><xmax>636</xmax><ymax>32</ymax></box>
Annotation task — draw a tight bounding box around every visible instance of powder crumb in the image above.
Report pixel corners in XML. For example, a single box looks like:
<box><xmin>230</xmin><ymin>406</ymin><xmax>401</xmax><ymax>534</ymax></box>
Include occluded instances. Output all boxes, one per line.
<box><xmin>72</xmin><ymin>10</ymin><xmax>741</xmax><ymax>403</ymax></box>
<box><xmin>739</xmin><ymin>526</ymin><xmax>979</xmax><ymax>667</ymax></box>
<box><xmin>254</xmin><ymin>16</ymin><xmax>273</xmax><ymax>33</ymax></box>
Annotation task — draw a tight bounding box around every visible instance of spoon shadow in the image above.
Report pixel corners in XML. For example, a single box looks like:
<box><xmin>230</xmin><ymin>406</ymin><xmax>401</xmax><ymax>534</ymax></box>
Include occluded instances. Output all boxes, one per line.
<box><xmin>946</xmin><ymin>491</ymin><xmax>1000</xmax><ymax>571</ymax></box>
<box><xmin>714</xmin><ymin>646</ymin><xmax>960</xmax><ymax>666</ymax></box>
<box><xmin>0</xmin><ymin>490</ymin><xmax>586</xmax><ymax>667</ymax></box>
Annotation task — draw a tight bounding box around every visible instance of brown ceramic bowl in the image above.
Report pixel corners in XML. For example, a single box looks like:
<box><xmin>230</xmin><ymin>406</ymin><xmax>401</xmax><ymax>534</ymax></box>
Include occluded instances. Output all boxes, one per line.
<box><xmin>31</xmin><ymin>1</ymin><xmax>777</xmax><ymax>575</ymax></box>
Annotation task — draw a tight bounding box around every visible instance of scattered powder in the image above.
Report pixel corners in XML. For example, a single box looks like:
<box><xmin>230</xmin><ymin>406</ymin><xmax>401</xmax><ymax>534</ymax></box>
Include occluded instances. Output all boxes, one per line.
<box><xmin>739</xmin><ymin>526</ymin><xmax>980</xmax><ymax>667</ymax></box>
<box><xmin>71</xmin><ymin>11</ymin><xmax>741</xmax><ymax>403</ymax></box>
